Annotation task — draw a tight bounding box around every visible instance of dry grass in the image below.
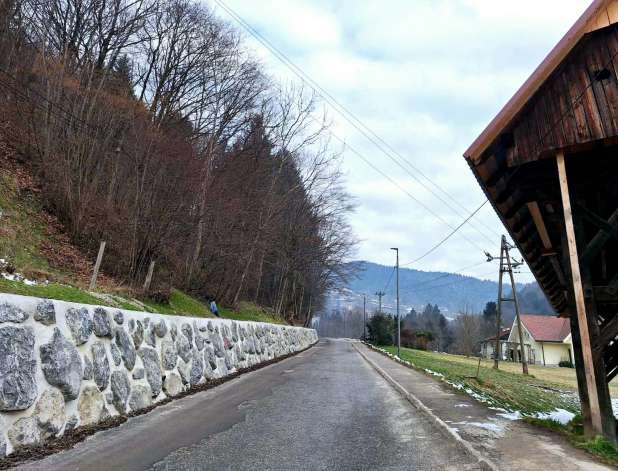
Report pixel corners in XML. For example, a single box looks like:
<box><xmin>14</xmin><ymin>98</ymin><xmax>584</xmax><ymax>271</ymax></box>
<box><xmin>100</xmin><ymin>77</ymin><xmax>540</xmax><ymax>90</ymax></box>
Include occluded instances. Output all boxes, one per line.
<box><xmin>423</xmin><ymin>351</ymin><xmax>618</xmax><ymax>396</ymax></box>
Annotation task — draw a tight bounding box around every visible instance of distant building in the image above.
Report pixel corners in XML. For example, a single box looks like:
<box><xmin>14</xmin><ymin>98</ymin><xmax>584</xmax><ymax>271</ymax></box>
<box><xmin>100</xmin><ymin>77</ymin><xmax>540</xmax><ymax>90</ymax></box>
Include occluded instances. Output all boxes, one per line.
<box><xmin>480</xmin><ymin>328</ymin><xmax>511</xmax><ymax>361</ymax></box>
<box><xmin>481</xmin><ymin>315</ymin><xmax>574</xmax><ymax>366</ymax></box>
<box><xmin>508</xmin><ymin>314</ymin><xmax>573</xmax><ymax>366</ymax></box>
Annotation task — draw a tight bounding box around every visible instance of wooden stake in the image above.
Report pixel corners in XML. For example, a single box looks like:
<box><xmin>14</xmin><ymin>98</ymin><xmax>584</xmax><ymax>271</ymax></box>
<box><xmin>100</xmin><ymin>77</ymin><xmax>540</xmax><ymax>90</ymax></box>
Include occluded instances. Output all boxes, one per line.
<box><xmin>89</xmin><ymin>241</ymin><xmax>106</xmax><ymax>291</ymax></box>
<box><xmin>556</xmin><ymin>152</ymin><xmax>603</xmax><ymax>436</ymax></box>
<box><xmin>143</xmin><ymin>260</ymin><xmax>156</xmax><ymax>291</ymax></box>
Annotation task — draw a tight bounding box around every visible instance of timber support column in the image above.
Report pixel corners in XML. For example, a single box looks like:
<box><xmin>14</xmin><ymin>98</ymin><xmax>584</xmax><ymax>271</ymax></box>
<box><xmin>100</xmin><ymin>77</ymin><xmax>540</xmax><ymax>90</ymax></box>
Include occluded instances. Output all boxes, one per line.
<box><xmin>557</xmin><ymin>152</ymin><xmax>616</xmax><ymax>444</ymax></box>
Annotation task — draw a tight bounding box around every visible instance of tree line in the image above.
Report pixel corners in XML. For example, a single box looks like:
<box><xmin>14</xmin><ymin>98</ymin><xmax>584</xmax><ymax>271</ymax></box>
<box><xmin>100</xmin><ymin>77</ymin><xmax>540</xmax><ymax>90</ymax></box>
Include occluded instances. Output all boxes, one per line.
<box><xmin>0</xmin><ymin>0</ymin><xmax>355</xmax><ymax>324</ymax></box>
<box><xmin>364</xmin><ymin>301</ymin><xmax>501</xmax><ymax>356</ymax></box>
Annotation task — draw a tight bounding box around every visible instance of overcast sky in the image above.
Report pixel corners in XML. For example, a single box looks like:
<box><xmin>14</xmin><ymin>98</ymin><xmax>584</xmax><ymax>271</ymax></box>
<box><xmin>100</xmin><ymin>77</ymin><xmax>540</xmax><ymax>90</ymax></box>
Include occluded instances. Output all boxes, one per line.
<box><xmin>209</xmin><ymin>0</ymin><xmax>592</xmax><ymax>282</ymax></box>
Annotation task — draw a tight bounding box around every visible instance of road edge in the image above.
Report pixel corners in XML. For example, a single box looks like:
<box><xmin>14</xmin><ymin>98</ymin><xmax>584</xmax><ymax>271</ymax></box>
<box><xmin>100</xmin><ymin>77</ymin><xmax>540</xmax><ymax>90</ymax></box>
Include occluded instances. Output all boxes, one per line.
<box><xmin>353</xmin><ymin>342</ymin><xmax>500</xmax><ymax>471</ymax></box>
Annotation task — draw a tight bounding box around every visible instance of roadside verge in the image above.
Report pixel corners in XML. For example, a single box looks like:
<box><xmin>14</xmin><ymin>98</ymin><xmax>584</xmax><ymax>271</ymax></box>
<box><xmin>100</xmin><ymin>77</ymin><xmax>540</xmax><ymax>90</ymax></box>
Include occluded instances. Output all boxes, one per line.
<box><xmin>353</xmin><ymin>342</ymin><xmax>498</xmax><ymax>471</ymax></box>
<box><xmin>353</xmin><ymin>342</ymin><xmax>614</xmax><ymax>471</ymax></box>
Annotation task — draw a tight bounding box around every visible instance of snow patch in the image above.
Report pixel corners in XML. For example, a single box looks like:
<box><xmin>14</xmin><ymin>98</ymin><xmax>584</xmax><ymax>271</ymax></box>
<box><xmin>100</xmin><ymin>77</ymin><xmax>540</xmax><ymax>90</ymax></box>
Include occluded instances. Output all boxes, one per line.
<box><xmin>496</xmin><ymin>411</ymin><xmax>522</xmax><ymax>421</ymax></box>
<box><xmin>453</xmin><ymin>420</ymin><xmax>505</xmax><ymax>434</ymax></box>
<box><xmin>533</xmin><ymin>408</ymin><xmax>575</xmax><ymax>425</ymax></box>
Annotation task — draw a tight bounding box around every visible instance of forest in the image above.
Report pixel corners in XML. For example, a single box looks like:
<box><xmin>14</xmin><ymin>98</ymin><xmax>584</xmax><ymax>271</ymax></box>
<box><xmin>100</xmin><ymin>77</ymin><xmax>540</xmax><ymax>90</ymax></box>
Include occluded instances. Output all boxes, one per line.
<box><xmin>0</xmin><ymin>0</ymin><xmax>355</xmax><ymax>325</ymax></box>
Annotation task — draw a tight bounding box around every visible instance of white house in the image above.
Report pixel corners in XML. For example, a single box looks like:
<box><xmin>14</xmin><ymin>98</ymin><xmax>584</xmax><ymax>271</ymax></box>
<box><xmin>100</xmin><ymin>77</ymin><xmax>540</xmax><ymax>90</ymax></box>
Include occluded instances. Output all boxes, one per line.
<box><xmin>507</xmin><ymin>314</ymin><xmax>574</xmax><ymax>366</ymax></box>
<box><xmin>480</xmin><ymin>327</ymin><xmax>511</xmax><ymax>361</ymax></box>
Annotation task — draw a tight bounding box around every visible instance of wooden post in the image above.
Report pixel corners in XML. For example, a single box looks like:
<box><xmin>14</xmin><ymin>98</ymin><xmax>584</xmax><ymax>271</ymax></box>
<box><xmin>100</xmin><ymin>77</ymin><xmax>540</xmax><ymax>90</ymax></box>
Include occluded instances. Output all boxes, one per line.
<box><xmin>556</xmin><ymin>152</ymin><xmax>603</xmax><ymax>437</ymax></box>
<box><xmin>504</xmin><ymin>235</ymin><xmax>529</xmax><ymax>375</ymax></box>
<box><xmin>89</xmin><ymin>241</ymin><xmax>106</xmax><ymax>291</ymax></box>
<box><xmin>494</xmin><ymin>239</ymin><xmax>505</xmax><ymax>369</ymax></box>
<box><xmin>143</xmin><ymin>260</ymin><xmax>156</xmax><ymax>291</ymax></box>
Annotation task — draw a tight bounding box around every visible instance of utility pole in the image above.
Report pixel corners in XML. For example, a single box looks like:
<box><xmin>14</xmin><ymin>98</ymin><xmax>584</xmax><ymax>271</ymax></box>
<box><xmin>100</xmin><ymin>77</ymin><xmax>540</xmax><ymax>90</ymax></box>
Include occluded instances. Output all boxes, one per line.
<box><xmin>486</xmin><ymin>236</ymin><xmax>528</xmax><ymax>374</ymax></box>
<box><xmin>391</xmin><ymin>247</ymin><xmax>400</xmax><ymax>357</ymax></box>
<box><xmin>363</xmin><ymin>294</ymin><xmax>367</xmax><ymax>340</ymax></box>
<box><xmin>375</xmin><ymin>291</ymin><xmax>385</xmax><ymax>313</ymax></box>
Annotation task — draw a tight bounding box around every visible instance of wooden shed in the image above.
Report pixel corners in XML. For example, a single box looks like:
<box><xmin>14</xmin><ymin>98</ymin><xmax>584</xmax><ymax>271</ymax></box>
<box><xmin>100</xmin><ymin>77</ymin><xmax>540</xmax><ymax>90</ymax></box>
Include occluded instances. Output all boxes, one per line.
<box><xmin>464</xmin><ymin>0</ymin><xmax>618</xmax><ymax>444</ymax></box>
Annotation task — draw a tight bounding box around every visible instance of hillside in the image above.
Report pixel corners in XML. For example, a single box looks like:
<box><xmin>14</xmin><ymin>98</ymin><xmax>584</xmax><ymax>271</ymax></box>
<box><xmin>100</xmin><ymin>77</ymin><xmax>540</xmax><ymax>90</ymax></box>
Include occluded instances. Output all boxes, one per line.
<box><xmin>326</xmin><ymin>260</ymin><xmax>553</xmax><ymax>317</ymax></box>
<box><xmin>0</xmin><ymin>149</ymin><xmax>284</xmax><ymax>324</ymax></box>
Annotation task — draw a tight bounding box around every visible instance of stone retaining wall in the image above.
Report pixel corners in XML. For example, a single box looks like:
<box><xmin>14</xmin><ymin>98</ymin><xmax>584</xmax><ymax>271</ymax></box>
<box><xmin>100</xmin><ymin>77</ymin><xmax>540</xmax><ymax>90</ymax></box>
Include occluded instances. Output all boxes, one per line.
<box><xmin>0</xmin><ymin>293</ymin><xmax>317</xmax><ymax>456</ymax></box>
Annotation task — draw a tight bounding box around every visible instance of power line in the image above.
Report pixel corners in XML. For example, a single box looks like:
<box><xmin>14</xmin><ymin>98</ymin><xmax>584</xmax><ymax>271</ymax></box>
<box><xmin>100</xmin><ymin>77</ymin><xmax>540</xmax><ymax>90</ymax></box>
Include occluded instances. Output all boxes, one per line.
<box><xmin>319</xmin><ymin>123</ymin><xmax>488</xmax><ymax>254</ymax></box>
<box><xmin>401</xmin><ymin>199</ymin><xmax>489</xmax><ymax>266</ymax></box>
<box><xmin>383</xmin><ymin>266</ymin><xmax>396</xmax><ymax>293</ymax></box>
<box><xmin>214</xmin><ymin>0</ymin><xmax>499</xmax><ymax>247</ymax></box>
<box><xmin>411</xmin><ymin>260</ymin><xmax>491</xmax><ymax>288</ymax></box>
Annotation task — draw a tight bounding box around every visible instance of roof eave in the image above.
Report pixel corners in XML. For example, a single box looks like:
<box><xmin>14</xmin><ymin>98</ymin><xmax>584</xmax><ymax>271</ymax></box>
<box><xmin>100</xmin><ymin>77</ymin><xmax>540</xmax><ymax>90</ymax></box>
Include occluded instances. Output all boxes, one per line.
<box><xmin>464</xmin><ymin>0</ymin><xmax>609</xmax><ymax>164</ymax></box>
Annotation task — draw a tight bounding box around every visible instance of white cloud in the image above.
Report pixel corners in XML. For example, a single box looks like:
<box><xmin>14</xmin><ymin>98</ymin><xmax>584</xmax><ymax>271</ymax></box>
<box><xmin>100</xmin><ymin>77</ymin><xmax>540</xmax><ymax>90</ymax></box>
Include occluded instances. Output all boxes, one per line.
<box><xmin>213</xmin><ymin>0</ymin><xmax>592</xmax><ymax>282</ymax></box>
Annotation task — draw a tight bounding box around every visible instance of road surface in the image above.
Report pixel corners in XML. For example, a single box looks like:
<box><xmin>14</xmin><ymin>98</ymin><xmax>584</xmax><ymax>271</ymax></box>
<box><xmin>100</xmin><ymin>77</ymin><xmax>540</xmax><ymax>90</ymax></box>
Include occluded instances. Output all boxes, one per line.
<box><xmin>15</xmin><ymin>339</ymin><xmax>477</xmax><ymax>470</ymax></box>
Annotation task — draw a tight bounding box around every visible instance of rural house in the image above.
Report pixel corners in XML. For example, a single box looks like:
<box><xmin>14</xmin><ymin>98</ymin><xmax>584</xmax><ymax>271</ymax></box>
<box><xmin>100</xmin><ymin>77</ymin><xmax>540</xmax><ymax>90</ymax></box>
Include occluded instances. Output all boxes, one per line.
<box><xmin>480</xmin><ymin>327</ymin><xmax>511</xmax><ymax>361</ymax></box>
<box><xmin>507</xmin><ymin>315</ymin><xmax>574</xmax><ymax>366</ymax></box>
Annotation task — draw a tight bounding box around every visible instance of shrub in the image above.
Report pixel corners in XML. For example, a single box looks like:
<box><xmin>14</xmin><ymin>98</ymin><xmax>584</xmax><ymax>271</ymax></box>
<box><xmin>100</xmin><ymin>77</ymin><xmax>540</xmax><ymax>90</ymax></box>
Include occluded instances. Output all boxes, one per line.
<box><xmin>367</xmin><ymin>313</ymin><xmax>394</xmax><ymax>345</ymax></box>
<box><xmin>559</xmin><ymin>360</ymin><xmax>574</xmax><ymax>368</ymax></box>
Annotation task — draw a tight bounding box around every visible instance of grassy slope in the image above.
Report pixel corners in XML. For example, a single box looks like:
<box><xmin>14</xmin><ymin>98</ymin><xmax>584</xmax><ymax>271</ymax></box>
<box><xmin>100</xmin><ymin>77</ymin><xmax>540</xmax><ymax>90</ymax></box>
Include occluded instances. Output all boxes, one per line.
<box><xmin>383</xmin><ymin>345</ymin><xmax>578</xmax><ymax>414</ymax></box>
<box><xmin>381</xmin><ymin>345</ymin><xmax>618</xmax><ymax>465</ymax></box>
<box><xmin>0</xmin><ymin>154</ymin><xmax>286</xmax><ymax>325</ymax></box>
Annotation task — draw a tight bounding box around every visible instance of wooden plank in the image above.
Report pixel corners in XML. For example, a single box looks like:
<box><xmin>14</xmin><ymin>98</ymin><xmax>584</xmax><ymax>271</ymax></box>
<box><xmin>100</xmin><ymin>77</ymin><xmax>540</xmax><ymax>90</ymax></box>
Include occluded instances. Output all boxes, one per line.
<box><xmin>603</xmin><ymin>27</ymin><xmax>618</xmax><ymax>131</ymax></box>
<box><xmin>552</xmin><ymin>63</ymin><xmax>579</xmax><ymax>144</ymax></box>
<box><xmin>574</xmin><ymin>46</ymin><xmax>606</xmax><ymax>139</ymax></box>
<box><xmin>570</xmin><ymin>309</ymin><xmax>593</xmax><ymax>437</ymax></box>
<box><xmin>89</xmin><ymin>241</ymin><xmax>106</xmax><ymax>291</ymax></box>
<box><xmin>608</xmin><ymin>0</ymin><xmax>618</xmax><ymax>23</ymax></box>
<box><xmin>544</xmin><ymin>78</ymin><xmax>568</xmax><ymax>148</ymax></box>
<box><xmin>585</xmin><ymin>33</ymin><xmax>617</xmax><ymax>136</ymax></box>
<box><xmin>587</xmin><ymin>7</ymin><xmax>611</xmax><ymax>32</ymax></box>
<box><xmin>556</xmin><ymin>151</ymin><xmax>604</xmax><ymax>436</ymax></box>
<box><xmin>563</xmin><ymin>61</ymin><xmax>593</xmax><ymax>142</ymax></box>
<box><xmin>527</xmin><ymin>201</ymin><xmax>553</xmax><ymax>249</ymax></box>
<box><xmin>537</xmin><ymin>87</ymin><xmax>559</xmax><ymax>150</ymax></box>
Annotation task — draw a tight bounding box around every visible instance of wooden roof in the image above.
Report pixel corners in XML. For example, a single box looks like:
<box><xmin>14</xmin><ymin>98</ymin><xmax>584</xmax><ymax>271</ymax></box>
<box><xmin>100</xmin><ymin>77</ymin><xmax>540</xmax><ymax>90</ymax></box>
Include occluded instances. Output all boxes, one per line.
<box><xmin>464</xmin><ymin>1</ymin><xmax>618</xmax><ymax>315</ymax></box>
<box><xmin>465</xmin><ymin>0</ymin><xmax>618</xmax><ymax>164</ymax></box>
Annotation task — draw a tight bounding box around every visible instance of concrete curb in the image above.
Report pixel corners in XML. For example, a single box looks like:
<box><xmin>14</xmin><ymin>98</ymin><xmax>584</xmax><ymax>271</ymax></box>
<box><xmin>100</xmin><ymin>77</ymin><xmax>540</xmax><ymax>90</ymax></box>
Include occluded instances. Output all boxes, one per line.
<box><xmin>353</xmin><ymin>343</ymin><xmax>500</xmax><ymax>471</ymax></box>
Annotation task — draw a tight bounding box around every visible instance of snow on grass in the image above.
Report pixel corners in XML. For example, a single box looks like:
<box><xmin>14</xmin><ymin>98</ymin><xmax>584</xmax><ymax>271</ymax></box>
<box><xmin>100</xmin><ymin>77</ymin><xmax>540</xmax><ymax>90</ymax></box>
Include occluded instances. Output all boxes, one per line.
<box><xmin>2</xmin><ymin>272</ymin><xmax>38</xmax><ymax>285</ymax></box>
<box><xmin>496</xmin><ymin>411</ymin><xmax>522</xmax><ymax>421</ymax></box>
<box><xmin>365</xmin><ymin>342</ymin><xmax>585</xmax><ymax>428</ymax></box>
<box><xmin>532</xmin><ymin>408</ymin><xmax>575</xmax><ymax>425</ymax></box>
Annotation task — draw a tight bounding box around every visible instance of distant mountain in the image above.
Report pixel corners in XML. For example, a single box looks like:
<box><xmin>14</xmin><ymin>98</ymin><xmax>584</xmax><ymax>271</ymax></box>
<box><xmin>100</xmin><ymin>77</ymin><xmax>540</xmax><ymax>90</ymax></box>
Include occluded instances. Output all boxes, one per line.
<box><xmin>324</xmin><ymin>260</ymin><xmax>553</xmax><ymax>317</ymax></box>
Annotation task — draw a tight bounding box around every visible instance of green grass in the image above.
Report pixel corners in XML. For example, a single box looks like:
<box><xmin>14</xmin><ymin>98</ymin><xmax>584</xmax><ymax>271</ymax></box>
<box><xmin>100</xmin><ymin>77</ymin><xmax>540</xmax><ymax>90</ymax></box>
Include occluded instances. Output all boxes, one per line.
<box><xmin>381</xmin><ymin>345</ymin><xmax>577</xmax><ymax>415</ymax></box>
<box><xmin>379</xmin><ymin>345</ymin><xmax>618</xmax><ymax>466</ymax></box>
<box><xmin>0</xmin><ymin>276</ymin><xmax>286</xmax><ymax>325</ymax></box>
<box><xmin>220</xmin><ymin>302</ymin><xmax>285</xmax><ymax>324</ymax></box>
<box><xmin>0</xmin><ymin>167</ymin><xmax>56</xmax><ymax>278</ymax></box>
<box><xmin>525</xmin><ymin>415</ymin><xmax>618</xmax><ymax>466</ymax></box>
<box><xmin>0</xmin><ymin>277</ymin><xmax>107</xmax><ymax>306</ymax></box>
<box><xmin>139</xmin><ymin>289</ymin><xmax>213</xmax><ymax>317</ymax></box>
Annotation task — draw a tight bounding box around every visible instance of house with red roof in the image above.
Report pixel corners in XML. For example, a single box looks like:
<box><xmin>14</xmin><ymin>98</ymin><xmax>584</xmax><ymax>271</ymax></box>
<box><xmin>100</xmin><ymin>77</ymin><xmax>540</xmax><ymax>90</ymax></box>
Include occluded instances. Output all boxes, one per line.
<box><xmin>507</xmin><ymin>314</ymin><xmax>574</xmax><ymax>366</ymax></box>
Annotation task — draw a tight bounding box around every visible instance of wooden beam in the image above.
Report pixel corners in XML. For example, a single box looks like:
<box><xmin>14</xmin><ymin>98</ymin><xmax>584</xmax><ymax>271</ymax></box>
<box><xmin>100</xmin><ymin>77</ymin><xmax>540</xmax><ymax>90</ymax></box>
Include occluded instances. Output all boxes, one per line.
<box><xmin>581</xmin><ymin>207</ymin><xmax>618</xmax><ymax>265</ymax></box>
<box><xmin>575</xmin><ymin>202</ymin><xmax>618</xmax><ymax>241</ymax></box>
<box><xmin>556</xmin><ymin>152</ymin><xmax>604</xmax><ymax>437</ymax></box>
<box><xmin>527</xmin><ymin>201</ymin><xmax>553</xmax><ymax>249</ymax></box>
<box><xmin>593</xmin><ymin>314</ymin><xmax>618</xmax><ymax>356</ymax></box>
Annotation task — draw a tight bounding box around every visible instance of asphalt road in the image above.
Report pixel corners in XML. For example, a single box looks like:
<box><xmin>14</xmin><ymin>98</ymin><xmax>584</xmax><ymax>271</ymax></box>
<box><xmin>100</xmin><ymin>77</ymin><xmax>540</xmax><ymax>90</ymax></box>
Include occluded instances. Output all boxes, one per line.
<box><xmin>16</xmin><ymin>339</ymin><xmax>477</xmax><ymax>471</ymax></box>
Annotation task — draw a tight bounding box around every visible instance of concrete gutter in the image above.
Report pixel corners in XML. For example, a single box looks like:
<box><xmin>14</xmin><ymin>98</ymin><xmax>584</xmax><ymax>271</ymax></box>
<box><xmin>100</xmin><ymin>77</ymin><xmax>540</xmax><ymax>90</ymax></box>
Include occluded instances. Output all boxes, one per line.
<box><xmin>353</xmin><ymin>343</ymin><xmax>500</xmax><ymax>471</ymax></box>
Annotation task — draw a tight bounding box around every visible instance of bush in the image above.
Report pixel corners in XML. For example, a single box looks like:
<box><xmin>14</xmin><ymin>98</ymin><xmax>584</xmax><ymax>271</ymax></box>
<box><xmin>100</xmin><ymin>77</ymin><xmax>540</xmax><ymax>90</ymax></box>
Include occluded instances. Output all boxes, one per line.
<box><xmin>147</xmin><ymin>287</ymin><xmax>171</xmax><ymax>305</ymax></box>
<box><xmin>559</xmin><ymin>360</ymin><xmax>574</xmax><ymax>368</ymax></box>
<box><xmin>400</xmin><ymin>328</ymin><xmax>416</xmax><ymax>348</ymax></box>
<box><xmin>367</xmin><ymin>313</ymin><xmax>394</xmax><ymax>345</ymax></box>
